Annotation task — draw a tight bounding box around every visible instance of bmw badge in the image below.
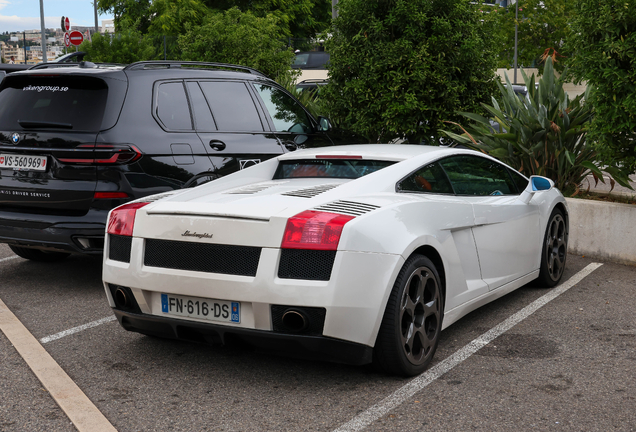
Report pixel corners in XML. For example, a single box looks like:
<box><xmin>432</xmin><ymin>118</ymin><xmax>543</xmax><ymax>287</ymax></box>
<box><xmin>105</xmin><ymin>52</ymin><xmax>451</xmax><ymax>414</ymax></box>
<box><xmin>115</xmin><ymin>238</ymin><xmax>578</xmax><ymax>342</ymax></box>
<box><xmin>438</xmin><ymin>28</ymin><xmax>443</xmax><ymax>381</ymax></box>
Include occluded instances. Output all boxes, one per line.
<box><xmin>10</xmin><ymin>133</ymin><xmax>20</xmax><ymax>144</ymax></box>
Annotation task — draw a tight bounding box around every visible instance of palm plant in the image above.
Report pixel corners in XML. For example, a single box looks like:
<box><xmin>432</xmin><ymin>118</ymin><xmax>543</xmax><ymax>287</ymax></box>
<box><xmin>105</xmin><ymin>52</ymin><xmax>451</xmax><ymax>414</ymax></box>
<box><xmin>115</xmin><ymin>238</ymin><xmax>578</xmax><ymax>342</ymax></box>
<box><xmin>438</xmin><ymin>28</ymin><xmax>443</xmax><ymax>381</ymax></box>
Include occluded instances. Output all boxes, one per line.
<box><xmin>441</xmin><ymin>57</ymin><xmax>631</xmax><ymax>193</ymax></box>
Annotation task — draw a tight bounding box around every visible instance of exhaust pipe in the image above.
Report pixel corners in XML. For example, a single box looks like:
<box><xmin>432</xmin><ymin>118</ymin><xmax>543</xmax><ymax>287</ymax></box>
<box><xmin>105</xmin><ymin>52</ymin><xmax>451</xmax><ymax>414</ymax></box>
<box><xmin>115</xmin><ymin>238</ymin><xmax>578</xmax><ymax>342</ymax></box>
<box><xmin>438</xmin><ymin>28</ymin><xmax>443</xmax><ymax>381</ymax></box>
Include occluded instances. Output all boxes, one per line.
<box><xmin>281</xmin><ymin>309</ymin><xmax>309</xmax><ymax>333</ymax></box>
<box><xmin>114</xmin><ymin>287</ymin><xmax>132</xmax><ymax>309</ymax></box>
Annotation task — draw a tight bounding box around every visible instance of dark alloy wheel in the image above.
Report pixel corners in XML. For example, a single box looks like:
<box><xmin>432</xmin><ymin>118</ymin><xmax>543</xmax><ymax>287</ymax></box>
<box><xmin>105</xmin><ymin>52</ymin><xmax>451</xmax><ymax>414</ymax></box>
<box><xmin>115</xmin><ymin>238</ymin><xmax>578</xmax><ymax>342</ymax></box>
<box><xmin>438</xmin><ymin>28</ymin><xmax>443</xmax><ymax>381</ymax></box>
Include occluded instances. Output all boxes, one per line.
<box><xmin>537</xmin><ymin>208</ymin><xmax>568</xmax><ymax>287</ymax></box>
<box><xmin>9</xmin><ymin>245</ymin><xmax>71</xmax><ymax>262</ymax></box>
<box><xmin>374</xmin><ymin>254</ymin><xmax>443</xmax><ymax>376</ymax></box>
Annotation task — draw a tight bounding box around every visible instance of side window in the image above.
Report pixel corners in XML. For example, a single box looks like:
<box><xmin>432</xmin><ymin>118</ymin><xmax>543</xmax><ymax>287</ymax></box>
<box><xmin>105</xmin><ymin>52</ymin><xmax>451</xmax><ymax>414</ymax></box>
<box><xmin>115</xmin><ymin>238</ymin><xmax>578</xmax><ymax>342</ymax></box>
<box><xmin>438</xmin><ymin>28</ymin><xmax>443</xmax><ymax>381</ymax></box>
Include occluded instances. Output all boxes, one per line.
<box><xmin>198</xmin><ymin>81</ymin><xmax>263</xmax><ymax>132</ymax></box>
<box><xmin>156</xmin><ymin>82</ymin><xmax>193</xmax><ymax>130</ymax></box>
<box><xmin>508</xmin><ymin>168</ymin><xmax>529</xmax><ymax>194</ymax></box>
<box><xmin>398</xmin><ymin>162</ymin><xmax>454</xmax><ymax>194</ymax></box>
<box><xmin>439</xmin><ymin>155</ymin><xmax>517</xmax><ymax>196</ymax></box>
<box><xmin>186</xmin><ymin>81</ymin><xmax>216</xmax><ymax>131</ymax></box>
<box><xmin>252</xmin><ymin>84</ymin><xmax>312</xmax><ymax>133</ymax></box>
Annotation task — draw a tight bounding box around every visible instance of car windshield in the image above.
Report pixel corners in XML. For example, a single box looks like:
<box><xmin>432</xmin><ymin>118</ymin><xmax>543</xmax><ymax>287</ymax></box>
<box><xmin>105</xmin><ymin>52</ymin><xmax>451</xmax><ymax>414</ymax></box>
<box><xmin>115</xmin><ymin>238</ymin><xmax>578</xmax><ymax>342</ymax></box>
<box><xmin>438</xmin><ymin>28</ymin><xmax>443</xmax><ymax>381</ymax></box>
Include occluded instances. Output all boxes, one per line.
<box><xmin>274</xmin><ymin>159</ymin><xmax>394</xmax><ymax>179</ymax></box>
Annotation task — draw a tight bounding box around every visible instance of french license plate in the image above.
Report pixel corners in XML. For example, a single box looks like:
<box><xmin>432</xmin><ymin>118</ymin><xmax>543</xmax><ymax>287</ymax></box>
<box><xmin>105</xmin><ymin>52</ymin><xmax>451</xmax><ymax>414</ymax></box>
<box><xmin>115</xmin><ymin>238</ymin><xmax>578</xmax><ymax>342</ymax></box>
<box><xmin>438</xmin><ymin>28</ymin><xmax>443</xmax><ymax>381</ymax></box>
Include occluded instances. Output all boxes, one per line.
<box><xmin>0</xmin><ymin>154</ymin><xmax>47</xmax><ymax>171</ymax></box>
<box><xmin>161</xmin><ymin>293</ymin><xmax>240</xmax><ymax>323</ymax></box>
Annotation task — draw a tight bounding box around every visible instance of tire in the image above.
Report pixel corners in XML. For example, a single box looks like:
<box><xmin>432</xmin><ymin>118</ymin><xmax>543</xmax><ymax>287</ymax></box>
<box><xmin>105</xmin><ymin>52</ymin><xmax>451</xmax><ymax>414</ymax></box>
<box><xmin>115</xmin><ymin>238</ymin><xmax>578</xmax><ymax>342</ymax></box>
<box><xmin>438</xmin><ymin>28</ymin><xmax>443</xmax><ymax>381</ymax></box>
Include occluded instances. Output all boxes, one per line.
<box><xmin>537</xmin><ymin>208</ymin><xmax>568</xmax><ymax>287</ymax></box>
<box><xmin>373</xmin><ymin>254</ymin><xmax>444</xmax><ymax>376</ymax></box>
<box><xmin>9</xmin><ymin>245</ymin><xmax>71</xmax><ymax>262</ymax></box>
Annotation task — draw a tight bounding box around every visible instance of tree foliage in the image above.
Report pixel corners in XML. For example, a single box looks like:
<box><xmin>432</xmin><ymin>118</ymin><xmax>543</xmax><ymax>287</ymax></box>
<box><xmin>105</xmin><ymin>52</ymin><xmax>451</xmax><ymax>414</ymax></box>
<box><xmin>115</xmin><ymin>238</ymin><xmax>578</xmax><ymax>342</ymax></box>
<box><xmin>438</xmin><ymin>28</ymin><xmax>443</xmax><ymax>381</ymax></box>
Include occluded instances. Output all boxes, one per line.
<box><xmin>97</xmin><ymin>0</ymin><xmax>331</xmax><ymax>39</ymax></box>
<box><xmin>442</xmin><ymin>58</ymin><xmax>631</xmax><ymax>193</ymax></box>
<box><xmin>178</xmin><ymin>7</ymin><xmax>295</xmax><ymax>79</ymax></box>
<box><xmin>80</xmin><ymin>31</ymin><xmax>156</xmax><ymax>63</ymax></box>
<box><xmin>488</xmin><ymin>0</ymin><xmax>574</xmax><ymax>73</ymax></box>
<box><xmin>567</xmin><ymin>0</ymin><xmax>636</xmax><ymax>175</ymax></box>
<box><xmin>321</xmin><ymin>0</ymin><xmax>498</xmax><ymax>144</ymax></box>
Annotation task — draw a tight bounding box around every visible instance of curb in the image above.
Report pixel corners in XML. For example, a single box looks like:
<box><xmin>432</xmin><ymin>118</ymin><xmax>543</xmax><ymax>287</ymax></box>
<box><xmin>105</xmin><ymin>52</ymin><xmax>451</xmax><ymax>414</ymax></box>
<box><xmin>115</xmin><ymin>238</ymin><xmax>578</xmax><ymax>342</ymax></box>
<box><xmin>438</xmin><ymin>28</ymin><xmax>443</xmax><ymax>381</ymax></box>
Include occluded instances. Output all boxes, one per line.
<box><xmin>566</xmin><ymin>197</ymin><xmax>636</xmax><ymax>266</ymax></box>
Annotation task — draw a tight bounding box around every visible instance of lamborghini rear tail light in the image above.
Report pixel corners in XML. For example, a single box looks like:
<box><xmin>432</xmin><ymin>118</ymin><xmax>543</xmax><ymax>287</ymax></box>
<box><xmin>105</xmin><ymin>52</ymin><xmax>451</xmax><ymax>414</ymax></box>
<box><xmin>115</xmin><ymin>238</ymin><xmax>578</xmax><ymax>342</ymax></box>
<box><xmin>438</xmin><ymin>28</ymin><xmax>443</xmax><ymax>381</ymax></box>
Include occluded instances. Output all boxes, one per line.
<box><xmin>107</xmin><ymin>202</ymin><xmax>149</xmax><ymax>237</ymax></box>
<box><xmin>281</xmin><ymin>211</ymin><xmax>354</xmax><ymax>251</ymax></box>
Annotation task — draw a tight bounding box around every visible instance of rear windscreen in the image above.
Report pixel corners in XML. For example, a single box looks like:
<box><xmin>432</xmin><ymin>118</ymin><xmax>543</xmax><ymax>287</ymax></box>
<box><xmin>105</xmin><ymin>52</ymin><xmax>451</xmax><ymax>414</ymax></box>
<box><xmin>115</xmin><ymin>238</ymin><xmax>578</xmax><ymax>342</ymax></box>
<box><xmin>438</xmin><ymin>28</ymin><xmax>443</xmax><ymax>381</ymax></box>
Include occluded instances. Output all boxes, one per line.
<box><xmin>274</xmin><ymin>159</ymin><xmax>394</xmax><ymax>179</ymax></box>
<box><xmin>0</xmin><ymin>75</ymin><xmax>108</xmax><ymax>131</ymax></box>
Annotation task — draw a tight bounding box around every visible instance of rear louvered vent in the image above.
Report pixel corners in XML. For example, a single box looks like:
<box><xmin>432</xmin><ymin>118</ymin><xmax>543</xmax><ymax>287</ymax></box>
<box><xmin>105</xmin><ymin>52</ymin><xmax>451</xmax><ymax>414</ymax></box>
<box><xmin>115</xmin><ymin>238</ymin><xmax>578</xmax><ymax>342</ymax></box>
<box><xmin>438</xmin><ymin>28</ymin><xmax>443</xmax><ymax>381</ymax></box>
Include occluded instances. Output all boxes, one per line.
<box><xmin>225</xmin><ymin>183</ymin><xmax>276</xmax><ymax>195</ymax></box>
<box><xmin>282</xmin><ymin>184</ymin><xmax>338</xmax><ymax>198</ymax></box>
<box><xmin>313</xmin><ymin>200</ymin><xmax>380</xmax><ymax>216</ymax></box>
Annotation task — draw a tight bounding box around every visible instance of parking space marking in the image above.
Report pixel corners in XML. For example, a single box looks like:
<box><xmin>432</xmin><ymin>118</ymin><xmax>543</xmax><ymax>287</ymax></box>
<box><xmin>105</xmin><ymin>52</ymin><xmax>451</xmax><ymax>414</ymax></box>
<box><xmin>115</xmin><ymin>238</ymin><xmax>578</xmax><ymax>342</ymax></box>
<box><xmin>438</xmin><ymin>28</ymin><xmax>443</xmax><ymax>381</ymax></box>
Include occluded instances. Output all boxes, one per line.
<box><xmin>0</xmin><ymin>297</ymin><xmax>118</xmax><ymax>432</ymax></box>
<box><xmin>0</xmin><ymin>255</ymin><xmax>19</xmax><ymax>263</ymax></box>
<box><xmin>334</xmin><ymin>262</ymin><xmax>603</xmax><ymax>432</ymax></box>
<box><xmin>41</xmin><ymin>315</ymin><xmax>117</xmax><ymax>344</ymax></box>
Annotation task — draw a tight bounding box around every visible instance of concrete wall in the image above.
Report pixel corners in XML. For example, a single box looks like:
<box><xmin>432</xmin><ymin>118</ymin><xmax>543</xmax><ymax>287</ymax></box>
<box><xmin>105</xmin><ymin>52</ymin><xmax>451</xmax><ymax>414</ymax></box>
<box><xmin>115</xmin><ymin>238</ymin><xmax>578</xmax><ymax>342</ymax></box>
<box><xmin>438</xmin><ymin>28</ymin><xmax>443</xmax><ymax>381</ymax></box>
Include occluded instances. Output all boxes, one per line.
<box><xmin>496</xmin><ymin>68</ymin><xmax>587</xmax><ymax>98</ymax></box>
<box><xmin>566</xmin><ymin>198</ymin><xmax>636</xmax><ymax>266</ymax></box>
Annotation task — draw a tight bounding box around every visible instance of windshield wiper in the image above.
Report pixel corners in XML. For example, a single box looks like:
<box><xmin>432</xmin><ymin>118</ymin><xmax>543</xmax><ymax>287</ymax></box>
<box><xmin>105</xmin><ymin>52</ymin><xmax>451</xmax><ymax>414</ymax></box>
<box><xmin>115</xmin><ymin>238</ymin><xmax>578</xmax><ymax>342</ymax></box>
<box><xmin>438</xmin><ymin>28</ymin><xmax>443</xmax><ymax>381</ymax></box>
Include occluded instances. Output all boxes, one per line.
<box><xmin>18</xmin><ymin>120</ymin><xmax>73</xmax><ymax>129</ymax></box>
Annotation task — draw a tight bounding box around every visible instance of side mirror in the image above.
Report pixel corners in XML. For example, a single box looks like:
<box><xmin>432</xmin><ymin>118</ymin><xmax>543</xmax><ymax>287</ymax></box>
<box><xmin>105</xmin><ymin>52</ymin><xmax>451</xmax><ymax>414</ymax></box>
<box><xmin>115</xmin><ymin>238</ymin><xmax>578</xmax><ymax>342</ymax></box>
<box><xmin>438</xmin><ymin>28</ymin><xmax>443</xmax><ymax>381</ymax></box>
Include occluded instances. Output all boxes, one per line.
<box><xmin>519</xmin><ymin>175</ymin><xmax>554</xmax><ymax>204</ymax></box>
<box><xmin>317</xmin><ymin>116</ymin><xmax>332</xmax><ymax>132</ymax></box>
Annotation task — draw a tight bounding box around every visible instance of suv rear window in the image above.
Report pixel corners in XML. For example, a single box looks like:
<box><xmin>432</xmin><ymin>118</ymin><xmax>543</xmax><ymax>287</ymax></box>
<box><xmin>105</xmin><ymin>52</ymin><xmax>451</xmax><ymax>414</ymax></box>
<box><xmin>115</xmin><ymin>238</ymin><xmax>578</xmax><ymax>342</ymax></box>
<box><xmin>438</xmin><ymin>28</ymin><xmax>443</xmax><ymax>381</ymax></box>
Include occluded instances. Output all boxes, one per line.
<box><xmin>0</xmin><ymin>75</ymin><xmax>108</xmax><ymax>131</ymax></box>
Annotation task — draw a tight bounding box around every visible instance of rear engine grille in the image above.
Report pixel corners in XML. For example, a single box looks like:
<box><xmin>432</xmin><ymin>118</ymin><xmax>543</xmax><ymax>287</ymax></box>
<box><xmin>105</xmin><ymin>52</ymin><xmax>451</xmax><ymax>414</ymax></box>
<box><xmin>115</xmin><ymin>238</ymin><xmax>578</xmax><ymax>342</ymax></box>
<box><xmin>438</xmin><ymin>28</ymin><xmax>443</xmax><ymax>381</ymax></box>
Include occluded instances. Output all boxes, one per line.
<box><xmin>281</xmin><ymin>184</ymin><xmax>338</xmax><ymax>198</ymax></box>
<box><xmin>144</xmin><ymin>239</ymin><xmax>261</xmax><ymax>276</ymax></box>
<box><xmin>278</xmin><ymin>249</ymin><xmax>336</xmax><ymax>281</ymax></box>
<box><xmin>313</xmin><ymin>200</ymin><xmax>380</xmax><ymax>216</ymax></box>
<box><xmin>109</xmin><ymin>235</ymin><xmax>132</xmax><ymax>263</ymax></box>
<box><xmin>225</xmin><ymin>183</ymin><xmax>277</xmax><ymax>194</ymax></box>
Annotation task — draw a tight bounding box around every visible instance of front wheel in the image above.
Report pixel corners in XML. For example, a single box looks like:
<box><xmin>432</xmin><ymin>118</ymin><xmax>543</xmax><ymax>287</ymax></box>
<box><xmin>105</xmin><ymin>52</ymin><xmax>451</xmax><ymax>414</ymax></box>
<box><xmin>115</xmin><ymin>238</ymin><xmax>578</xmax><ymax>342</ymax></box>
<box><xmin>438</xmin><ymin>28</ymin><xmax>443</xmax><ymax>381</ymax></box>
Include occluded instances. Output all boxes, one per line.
<box><xmin>537</xmin><ymin>208</ymin><xmax>568</xmax><ymax>287</ymax></box>
<box><xmin>373</xmin><ymin>254</ymin><xmax>443</xmax><ymax>376</ymax></box>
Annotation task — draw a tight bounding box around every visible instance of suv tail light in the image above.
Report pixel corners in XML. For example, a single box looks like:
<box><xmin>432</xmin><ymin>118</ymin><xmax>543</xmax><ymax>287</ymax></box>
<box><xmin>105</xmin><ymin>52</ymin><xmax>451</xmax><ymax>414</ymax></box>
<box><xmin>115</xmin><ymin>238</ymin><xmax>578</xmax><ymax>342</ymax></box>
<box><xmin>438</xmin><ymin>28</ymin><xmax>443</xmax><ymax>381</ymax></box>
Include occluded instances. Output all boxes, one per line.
<box><xmin>107</xmin><ymin>202</ymin><xmax>150</xmax><ymax>236</ymax></box>
<box><xmin>58</xmin><ymin>144</ymin><xmax>142</xmax><ymax>165</ymax></box>
<box><xmin>281</xmin><ymin>211</ymin><xmax>354</xmax><ymax>251</ymax></box>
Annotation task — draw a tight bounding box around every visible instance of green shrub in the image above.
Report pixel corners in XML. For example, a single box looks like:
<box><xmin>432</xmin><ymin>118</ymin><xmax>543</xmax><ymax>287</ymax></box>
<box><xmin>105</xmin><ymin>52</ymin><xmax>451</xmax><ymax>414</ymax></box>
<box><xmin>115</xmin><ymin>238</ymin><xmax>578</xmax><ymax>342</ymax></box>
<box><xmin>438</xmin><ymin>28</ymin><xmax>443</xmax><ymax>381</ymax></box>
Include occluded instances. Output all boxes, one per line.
<box><xmin>321</xmin><ymin>0</ymin><xmax>498</xmax><ymax>144</ymax></box>
<box><xmin>442</xmin><ymin>57</ymin><xmax>631</xmax><ymax>193</ymax></box>
<box><xmin>567</xmin><ymin>0</ymin><xmax>636</xmax><ymax>176</ymax></box>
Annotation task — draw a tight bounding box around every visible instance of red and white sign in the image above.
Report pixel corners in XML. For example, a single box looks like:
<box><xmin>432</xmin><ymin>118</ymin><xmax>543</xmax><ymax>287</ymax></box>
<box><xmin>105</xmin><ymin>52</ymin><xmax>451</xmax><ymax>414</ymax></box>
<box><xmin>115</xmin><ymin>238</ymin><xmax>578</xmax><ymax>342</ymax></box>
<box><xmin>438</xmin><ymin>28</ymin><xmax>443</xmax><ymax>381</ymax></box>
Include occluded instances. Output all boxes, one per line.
<box><xmin>64</xmin><ymin>16</ymin><xmax>70</xmax><ymax>32</ymax></box>
<box><xmin>64</xmin><ymin>32</ymin><xmax>70</xmax><ymax>47</ymax></box>
<box><xmin>69</xmin><ymin>30</ymin><xmax>84</xmax><ymax>46</ymax></box>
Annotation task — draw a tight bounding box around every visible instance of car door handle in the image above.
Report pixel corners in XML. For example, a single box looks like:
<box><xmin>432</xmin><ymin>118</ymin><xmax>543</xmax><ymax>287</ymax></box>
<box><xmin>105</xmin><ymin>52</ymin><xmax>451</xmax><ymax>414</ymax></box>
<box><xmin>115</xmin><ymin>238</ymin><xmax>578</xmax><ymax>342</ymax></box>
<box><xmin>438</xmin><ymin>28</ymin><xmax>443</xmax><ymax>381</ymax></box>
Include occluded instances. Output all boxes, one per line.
<box><xmin>209</xmin><ymin>140</ymin><xmax>226</xmax><ymax>151</ymax></box>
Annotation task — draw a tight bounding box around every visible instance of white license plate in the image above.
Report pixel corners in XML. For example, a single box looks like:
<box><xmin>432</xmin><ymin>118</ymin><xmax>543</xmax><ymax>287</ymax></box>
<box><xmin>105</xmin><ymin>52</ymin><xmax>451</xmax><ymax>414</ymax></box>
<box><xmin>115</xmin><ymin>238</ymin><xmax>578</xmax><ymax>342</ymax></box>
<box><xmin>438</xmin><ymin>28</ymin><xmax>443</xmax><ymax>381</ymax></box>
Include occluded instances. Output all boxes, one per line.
<box><xmin>0</xmin><ymin>154</ymin><xmax>47</xmax><ymax>171</ymax></box>
<box><xmin>161</xmin><ymin>293</ymin><xmax>240</xmax><ymax>323</ymax></box>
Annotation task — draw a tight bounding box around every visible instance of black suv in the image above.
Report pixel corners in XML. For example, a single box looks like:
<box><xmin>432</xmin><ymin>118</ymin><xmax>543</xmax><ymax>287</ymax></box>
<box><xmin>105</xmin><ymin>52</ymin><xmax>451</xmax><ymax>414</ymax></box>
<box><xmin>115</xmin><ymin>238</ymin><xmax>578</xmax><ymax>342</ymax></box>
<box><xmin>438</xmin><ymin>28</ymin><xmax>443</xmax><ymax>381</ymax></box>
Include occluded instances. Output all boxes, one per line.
<box><xmin>0</xmin><ymin>61</ymin><xmax>363</xmax><ymax>261</ymax></box>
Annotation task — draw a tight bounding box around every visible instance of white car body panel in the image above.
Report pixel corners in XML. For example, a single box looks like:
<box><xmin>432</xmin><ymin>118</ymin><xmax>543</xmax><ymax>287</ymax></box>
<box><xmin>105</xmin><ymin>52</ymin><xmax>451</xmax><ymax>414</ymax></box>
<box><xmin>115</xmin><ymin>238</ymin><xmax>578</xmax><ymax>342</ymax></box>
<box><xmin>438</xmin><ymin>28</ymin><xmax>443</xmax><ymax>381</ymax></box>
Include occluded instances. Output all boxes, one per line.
<box><xmin>103</xmin><ymin>144</ymin><xmax>567</xmax><ymax>360</ymax></box>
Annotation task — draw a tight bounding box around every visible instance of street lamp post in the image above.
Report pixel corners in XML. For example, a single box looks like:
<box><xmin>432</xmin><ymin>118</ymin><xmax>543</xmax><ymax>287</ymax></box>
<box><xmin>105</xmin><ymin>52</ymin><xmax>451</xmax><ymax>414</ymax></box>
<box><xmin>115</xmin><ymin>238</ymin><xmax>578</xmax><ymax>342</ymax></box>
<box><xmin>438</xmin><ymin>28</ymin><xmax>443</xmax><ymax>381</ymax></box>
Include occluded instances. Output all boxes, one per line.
<box><xmin>513</xmin><ymin>0</ymin><xmax>518</xmax><ymax>84</ymax></box>
<box><xmin>39</xmin><ymin>0</ymin><xmax>47</xmax><ymax>62</ymax></box>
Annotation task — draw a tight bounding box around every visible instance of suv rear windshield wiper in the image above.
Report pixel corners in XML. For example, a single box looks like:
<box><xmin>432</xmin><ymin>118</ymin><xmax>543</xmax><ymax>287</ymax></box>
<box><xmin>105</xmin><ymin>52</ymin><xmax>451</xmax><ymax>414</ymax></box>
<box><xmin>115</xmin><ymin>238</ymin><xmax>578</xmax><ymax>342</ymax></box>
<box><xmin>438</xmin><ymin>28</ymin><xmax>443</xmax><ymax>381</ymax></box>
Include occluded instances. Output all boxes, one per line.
<box><xmin>18</xmin><ymin>120</ymin><xmax>73</xmax><ymax>129</ymax></box>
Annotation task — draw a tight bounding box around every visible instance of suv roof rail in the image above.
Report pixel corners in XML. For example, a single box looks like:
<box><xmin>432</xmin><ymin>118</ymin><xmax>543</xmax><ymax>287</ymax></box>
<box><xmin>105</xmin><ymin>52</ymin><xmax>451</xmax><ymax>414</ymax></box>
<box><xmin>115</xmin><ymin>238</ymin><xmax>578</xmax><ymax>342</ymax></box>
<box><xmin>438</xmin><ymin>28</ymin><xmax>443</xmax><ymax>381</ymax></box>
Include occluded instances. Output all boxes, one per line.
<box><xmin>124</xmin><ymin>61</ymin><xmax>268</xmax><ymax>77</ymax></box>
<box><xmin>28</xmin><ymin>61</ymin><xmax>124</xmax><ymax>70</ymax></box>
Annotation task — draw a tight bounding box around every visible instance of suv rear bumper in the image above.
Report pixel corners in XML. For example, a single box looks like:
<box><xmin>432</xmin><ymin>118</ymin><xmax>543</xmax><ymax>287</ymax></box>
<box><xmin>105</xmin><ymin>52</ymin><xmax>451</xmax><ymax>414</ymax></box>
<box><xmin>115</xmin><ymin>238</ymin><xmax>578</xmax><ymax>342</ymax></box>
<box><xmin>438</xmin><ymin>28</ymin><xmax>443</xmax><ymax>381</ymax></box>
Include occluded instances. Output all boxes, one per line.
<box><xmin>0</xmin><ymin>209</ymin><xmax>109</xmax><ymax>254</ymax></box>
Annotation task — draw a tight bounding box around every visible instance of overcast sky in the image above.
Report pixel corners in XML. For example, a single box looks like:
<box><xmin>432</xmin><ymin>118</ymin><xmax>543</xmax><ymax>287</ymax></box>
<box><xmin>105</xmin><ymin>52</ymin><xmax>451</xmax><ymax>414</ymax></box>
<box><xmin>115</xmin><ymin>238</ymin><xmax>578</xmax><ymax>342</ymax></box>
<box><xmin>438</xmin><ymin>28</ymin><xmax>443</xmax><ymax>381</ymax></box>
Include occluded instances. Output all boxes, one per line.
<box><xmin>0</xmin><ymin>0</ymin><xmax>113</xmax><ymax>33</ymax></box>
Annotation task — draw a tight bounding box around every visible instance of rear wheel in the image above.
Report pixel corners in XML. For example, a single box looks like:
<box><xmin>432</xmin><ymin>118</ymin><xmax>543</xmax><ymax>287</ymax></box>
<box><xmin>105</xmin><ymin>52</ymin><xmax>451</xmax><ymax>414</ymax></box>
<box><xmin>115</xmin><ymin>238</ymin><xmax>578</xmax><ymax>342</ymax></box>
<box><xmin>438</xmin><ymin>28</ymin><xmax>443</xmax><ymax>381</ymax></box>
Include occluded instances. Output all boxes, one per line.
<box><xmin>9</xmin><ymin>245</ymin><xmax>71</xmax><ymax>262</ymax></box>
<box><xmin>537</xmin><ymin>208</ymin><xmax>568</xmax><ymax>287</ymax></box>
<box><xmin>373</xmin><ymin>254</ymin><xmax>443</xmax><ymax>376</ymax></box>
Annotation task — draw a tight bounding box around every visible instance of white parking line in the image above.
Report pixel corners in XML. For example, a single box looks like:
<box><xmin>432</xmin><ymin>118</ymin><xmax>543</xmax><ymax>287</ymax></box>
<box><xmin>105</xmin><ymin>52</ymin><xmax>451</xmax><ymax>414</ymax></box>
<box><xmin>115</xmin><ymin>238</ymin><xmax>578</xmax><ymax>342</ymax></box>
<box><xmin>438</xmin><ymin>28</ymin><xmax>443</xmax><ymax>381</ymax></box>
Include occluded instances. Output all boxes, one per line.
<box><xmin>0</xmin><ymin>255</ymin><xmax>19</xmax><ymax>263</ymax></box>
<box><xmin>333</xmin><ymin>263</ymin><xmax>603</xmax><ymax>432</ymax></box>
<box><xmin>0</xmin><ymin>298</ymin><xmax>117</xmax><ymax>432</ymax></box>
<box><xmin>40</xmin><ymin>315</ymin><xmax>117</xmax><ymax>344</ymax></box>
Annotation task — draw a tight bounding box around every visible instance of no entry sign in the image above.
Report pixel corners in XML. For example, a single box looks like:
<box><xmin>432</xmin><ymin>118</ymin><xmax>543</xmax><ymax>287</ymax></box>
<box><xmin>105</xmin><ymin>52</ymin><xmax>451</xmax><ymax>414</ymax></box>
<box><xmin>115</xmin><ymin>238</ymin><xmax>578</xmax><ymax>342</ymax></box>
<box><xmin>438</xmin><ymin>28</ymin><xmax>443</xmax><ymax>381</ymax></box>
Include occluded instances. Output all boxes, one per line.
<box><xmin>64</xmin><ymin>17</ymin><xmax>71</xmax><ymax>32</ymax></box>
<box><xmin>69</xmin><ymin>30</ymin><xmax>84</xmax><ymax>46</ymax></box>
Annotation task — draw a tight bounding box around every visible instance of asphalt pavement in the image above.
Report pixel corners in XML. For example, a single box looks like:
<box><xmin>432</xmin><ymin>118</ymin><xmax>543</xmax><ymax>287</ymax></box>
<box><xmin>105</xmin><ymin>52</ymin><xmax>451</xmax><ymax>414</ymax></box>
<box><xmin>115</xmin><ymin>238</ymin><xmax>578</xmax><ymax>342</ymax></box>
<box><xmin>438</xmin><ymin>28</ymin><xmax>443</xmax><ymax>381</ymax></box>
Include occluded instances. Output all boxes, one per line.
<box><xmin>1</xmin><ymin>245</ymin><xmax>635</xmax><ymax>432</ymax></box>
